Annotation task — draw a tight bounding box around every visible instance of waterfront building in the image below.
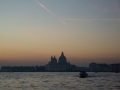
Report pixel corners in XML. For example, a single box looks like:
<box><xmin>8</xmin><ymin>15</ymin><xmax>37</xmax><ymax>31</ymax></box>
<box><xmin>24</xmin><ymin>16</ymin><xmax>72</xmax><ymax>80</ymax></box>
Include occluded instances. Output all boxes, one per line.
<box><xmin>45</xmin><ymin>52</ymin><xmax>76</xmax><ymax>72</ymax></box>
<box><xmin>89</xmin><ymin>62</ymin><xmax>109</xmax><ymax>72</ymax></box>
<box><xmin>109</xmin><ymin>63</ymin><xmax>120</xmax><ymax>72</ymax></box>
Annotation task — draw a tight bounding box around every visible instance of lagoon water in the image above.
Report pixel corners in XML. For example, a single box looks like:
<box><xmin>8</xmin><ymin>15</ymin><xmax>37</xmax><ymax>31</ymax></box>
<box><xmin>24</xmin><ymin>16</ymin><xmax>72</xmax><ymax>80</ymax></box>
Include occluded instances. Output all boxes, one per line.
<box><xmin>0</xmin><ymin>72</ymin><xmax>120</xmax><ymax>90</ymax></box>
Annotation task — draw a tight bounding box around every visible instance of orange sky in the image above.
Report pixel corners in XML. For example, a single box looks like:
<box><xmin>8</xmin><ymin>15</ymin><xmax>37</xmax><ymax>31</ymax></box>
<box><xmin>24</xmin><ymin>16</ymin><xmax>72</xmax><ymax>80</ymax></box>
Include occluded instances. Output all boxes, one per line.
<box><xmin>0</xmin><ymin>0</ymin><xmax>120</xmax><ymax>66</ymax></box>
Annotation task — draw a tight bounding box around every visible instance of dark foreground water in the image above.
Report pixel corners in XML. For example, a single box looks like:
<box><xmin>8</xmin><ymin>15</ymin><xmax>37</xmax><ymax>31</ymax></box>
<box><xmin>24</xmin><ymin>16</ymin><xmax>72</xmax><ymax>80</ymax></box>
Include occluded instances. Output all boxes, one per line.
<box><xmin>0</xmin><ymin>72</ymin><xmax>120</xmax><ymax>90</ymax></box>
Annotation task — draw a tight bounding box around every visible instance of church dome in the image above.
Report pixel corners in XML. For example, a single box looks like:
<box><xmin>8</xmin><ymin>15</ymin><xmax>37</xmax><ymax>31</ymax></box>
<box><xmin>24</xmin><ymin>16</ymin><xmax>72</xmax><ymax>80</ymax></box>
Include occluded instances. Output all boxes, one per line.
<box><xmin>58</xmin><ymin>52</ymin><xmax>67</xmax><ymax>64</ymax></box>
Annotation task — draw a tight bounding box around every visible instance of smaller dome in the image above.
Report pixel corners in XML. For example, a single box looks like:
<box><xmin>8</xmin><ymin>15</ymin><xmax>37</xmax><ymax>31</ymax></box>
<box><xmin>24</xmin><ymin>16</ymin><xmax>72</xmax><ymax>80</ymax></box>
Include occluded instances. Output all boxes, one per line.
<box><xmin>50</xmin><ymin>56</ymin><xmax>57</xmax><ymax>64</ymax></box>
<box><xmin>53</xmin><ymin>56</ymin><xmax>57</xmax><ymax>61</ymax></box>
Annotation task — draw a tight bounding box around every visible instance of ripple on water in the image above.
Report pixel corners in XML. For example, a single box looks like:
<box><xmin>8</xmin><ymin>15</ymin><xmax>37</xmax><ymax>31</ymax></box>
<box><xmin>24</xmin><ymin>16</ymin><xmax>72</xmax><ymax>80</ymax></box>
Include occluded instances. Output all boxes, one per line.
<box><xmin>0</xmin><ymin>72</ymin><xmax>120</xmax><ymax>90</ymax></box>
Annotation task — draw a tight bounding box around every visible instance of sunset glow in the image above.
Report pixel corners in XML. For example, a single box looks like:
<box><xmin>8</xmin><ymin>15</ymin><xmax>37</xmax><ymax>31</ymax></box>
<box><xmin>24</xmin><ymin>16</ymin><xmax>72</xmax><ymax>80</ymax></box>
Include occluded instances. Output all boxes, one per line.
<box><xmin>0</xmin><ymin>0</ymin><xmax>120</xmax><ymax>66</ymax></box>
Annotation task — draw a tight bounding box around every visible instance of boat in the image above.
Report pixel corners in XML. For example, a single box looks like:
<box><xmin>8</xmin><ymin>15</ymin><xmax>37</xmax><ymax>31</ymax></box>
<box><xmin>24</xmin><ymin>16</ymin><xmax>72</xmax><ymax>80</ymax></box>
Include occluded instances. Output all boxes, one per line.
<box><xmin>79</xmin><ymin>71</ymin><xmax>88</xmax><ymax>78</ymax></box>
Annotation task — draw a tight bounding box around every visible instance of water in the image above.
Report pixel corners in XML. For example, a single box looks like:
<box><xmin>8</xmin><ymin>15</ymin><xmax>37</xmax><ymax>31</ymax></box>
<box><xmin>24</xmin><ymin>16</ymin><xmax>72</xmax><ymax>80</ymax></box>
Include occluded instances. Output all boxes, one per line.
<box><xmin>0</xmin><ymin>72</ymin><xmax>120</xmax><ymax>90</ymax></box>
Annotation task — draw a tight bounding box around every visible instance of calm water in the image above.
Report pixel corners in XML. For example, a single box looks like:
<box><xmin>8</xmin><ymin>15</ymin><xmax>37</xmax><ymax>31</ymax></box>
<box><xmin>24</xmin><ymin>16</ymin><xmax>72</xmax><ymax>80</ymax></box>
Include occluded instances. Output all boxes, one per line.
<box><xmin>0</xmin><ymin>72</ymin><xmax>120</xmax><ymax>90</ymax></box>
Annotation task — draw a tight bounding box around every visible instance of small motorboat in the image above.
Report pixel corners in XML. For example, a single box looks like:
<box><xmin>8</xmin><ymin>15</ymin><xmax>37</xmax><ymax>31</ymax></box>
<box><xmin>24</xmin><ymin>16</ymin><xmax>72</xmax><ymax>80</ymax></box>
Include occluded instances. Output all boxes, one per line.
<box><xmin>79</xmin><ymin>71</ymin><xmax>88</xmax><ymax>78</ymax></box>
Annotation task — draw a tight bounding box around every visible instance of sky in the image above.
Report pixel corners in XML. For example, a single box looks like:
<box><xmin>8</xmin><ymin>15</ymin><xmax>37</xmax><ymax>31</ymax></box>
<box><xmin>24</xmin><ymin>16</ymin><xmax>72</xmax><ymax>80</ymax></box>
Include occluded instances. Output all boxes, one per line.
<box><xmin>0</xmin><ymin>0</ymin><xmax>120</xmax><ymax>67</ymax></box>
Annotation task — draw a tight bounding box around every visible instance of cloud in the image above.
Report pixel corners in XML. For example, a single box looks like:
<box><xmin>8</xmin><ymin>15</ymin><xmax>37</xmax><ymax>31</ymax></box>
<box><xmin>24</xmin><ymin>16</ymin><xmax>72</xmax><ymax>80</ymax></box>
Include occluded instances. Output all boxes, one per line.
<box><xmin>61</xmin><ymin>18</ymin><xmax>120</xmax><ymax>21</ymax></box>
<box><xmin>35</xmin><ymin>0</ymin><xmax>55</xmax><ymax>16</ymax></box>
<box><xmin>59</xmin><ymin>19</ymin><xmax>66</xmax><ymax>24</ymax></box>
<box><xmin>35</xmin><ymin>0</ymin><xmax>66</xmax><ymax>24</ymax></box>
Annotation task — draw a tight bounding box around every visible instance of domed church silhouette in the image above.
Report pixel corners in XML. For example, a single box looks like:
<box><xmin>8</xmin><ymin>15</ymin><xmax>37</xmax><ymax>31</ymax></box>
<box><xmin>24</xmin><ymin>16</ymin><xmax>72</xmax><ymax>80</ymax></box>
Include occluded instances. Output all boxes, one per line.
<box><xmin>58</xmin><ymin>52</ymin><xmax>67</xmax><ymax>64</ymax></box>
<box><xmin>45</xmin><ymin>52</ymin><xmax>76</xmax><ymax>72</ymax></box>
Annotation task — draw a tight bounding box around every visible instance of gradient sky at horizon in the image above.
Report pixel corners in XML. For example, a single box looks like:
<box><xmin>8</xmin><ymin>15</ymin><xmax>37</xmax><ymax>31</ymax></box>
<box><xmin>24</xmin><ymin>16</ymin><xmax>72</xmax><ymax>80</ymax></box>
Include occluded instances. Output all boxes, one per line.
<box><xmin>0</xmin><ymin>0</ymin><xmax>120</xmax><ymax>67</ymax></box>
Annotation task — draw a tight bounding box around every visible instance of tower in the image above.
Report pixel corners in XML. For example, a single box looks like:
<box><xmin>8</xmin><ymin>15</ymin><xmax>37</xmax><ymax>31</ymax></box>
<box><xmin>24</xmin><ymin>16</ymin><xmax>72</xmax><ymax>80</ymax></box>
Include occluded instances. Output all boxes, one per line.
<box><xmin>58</xmin><ymin>52</ymin><xmax>67</xmax><ymax>64</ymax></box>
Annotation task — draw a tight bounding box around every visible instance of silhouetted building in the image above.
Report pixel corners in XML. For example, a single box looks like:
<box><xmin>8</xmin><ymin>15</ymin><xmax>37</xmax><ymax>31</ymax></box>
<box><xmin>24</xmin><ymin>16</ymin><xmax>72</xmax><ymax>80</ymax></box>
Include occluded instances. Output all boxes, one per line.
<box><xmin>1</xmin><ymin>66</ymin><xmax>35</xmax><ymax>72</ymax></box>
<box><xmin>76</xmin><ymin>67</ymin><xmax>89</xmax><ymax>72</ymax></box>
<box><xmin>35</xmin><ymin>66</ymin><xmax>45</xmax><ymax>72</ymax></box>
<box><xmin>109</xmin><ymin>63</ymin><xmax>120</xmax><ymax>72</ymax></box>
<box><xmin>45</xmin><ymin>52</ymin><xmax>76</xmax><ymax>72</ymax></box>
<box><xmin>89</xmin><ymin>62</ymin><xmax>109</xmax><ymax>72</ymax></box>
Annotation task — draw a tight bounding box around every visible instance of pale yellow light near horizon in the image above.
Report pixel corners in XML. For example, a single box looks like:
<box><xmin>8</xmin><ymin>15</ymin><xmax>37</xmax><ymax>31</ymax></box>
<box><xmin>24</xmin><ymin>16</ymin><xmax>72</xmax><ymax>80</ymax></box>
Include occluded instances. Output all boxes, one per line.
<box><xmin>0</xmin><ymin>0</ymin><xmax>120</xmax><ymax>66</ymax></box>
<box><xmin>0</xmin><ymin>26</ymin><xmax>120</xmax><ymax>62</ymax></box>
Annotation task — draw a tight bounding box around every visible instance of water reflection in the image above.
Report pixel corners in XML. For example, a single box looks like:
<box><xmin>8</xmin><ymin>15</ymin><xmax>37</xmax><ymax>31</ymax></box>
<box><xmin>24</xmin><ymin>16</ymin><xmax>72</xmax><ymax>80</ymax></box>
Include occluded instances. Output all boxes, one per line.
<box><xmin>0</xmin><ymin>72</ymin><xmax>119</xmax><ymax>90</ymax></box>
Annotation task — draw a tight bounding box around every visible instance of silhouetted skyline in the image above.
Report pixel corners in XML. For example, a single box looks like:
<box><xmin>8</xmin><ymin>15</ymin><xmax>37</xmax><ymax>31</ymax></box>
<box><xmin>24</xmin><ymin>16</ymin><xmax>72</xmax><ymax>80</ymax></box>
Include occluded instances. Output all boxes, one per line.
<box><xmin>1</xmin><ymin>62</ymin><xmax>120</xmax><ymax>72</ymax></box>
